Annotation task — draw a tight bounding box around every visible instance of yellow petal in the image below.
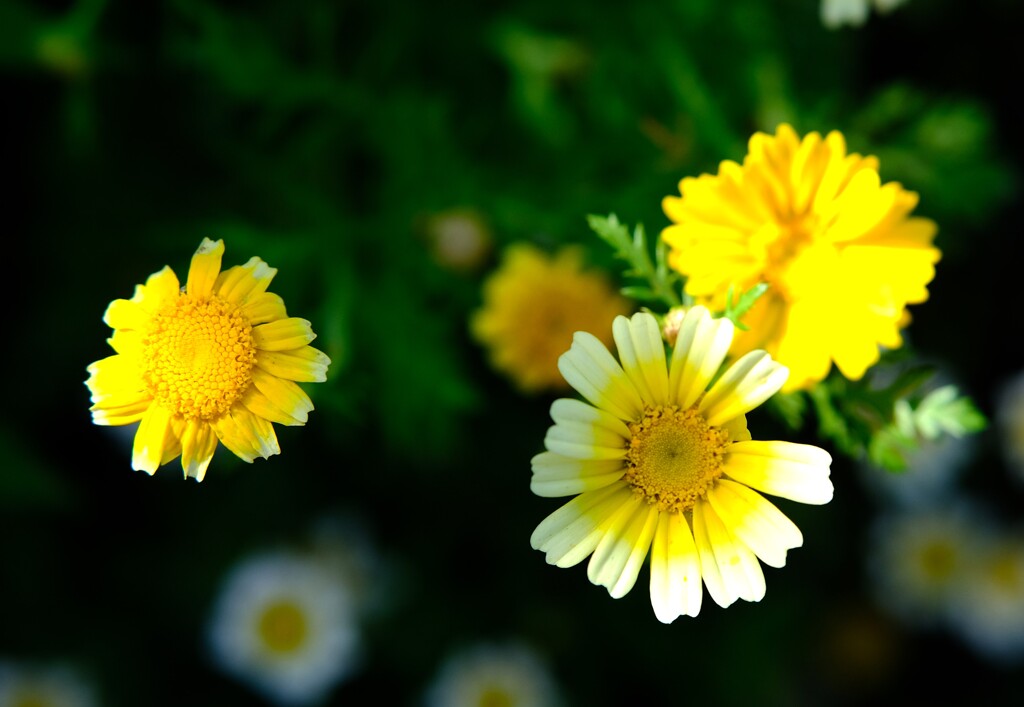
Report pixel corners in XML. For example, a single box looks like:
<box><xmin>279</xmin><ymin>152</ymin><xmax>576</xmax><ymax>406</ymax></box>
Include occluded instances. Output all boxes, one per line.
<box><xmin>252</xmin><ymin>368</ymin><xmax>313</xmax><ymax>423</ymax></box>
<box><xmin>180</xmin><ymin>419</ymin><xmax>218</xmax><ymax>481</ymax></box>
<box><xmin>90</xmin><ymin>397</ymin><xmax>152</xmax><ymax>426</ymax></box>
<box><xmin>211</xmin><ymin>405</ymin><xmax>280</xmax><ymax>463</ymax></box>
<box><xmin>216</xmin><ymin>256</ymin><xmax>278</xmax><ymax>305</ymax></box>
<box><xmin>85</xmin><ymin>354</ymin><xmax>143</xmax><ymax>401</ymax></box>
<box><xmin>241</xmin><ymin>292</ymin><xmax>288</xmax><ymax>325</ymax></box>
<box><xmin>131</xmin><ymin>404</ymin><xmax>175</xmax><ymax>474</ymax></box>
<box><xmin>255</xmin><ymin>347</ymin><xmax>331</xmax><ymax>383</ymax></box>
<box><xmin>185</xmin><ymin>238</ymin><xmax>225</xmax><ymax>298</ymax></box>
<box><xmin>252</xmin><ymin>318</ymin><xmax>316</xmax><ymax>351</ymax></box>
<box><xmin>239</xmin><ymin>384</ymin><xmax>305</xmax><ymax>427</ymax></box>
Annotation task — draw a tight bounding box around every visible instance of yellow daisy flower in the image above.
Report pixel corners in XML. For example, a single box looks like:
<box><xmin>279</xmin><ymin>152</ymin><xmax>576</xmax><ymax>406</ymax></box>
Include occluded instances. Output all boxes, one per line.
<box><xmin>530</xmin><ymin>307</ymin><xmax>833</xmax><ymax>622</ymax></box>
<box><xmin>471</xmin><ymin>243</ymin><xmax>631</xmax><ymax>393</ymax></box>
<box><xmin>662</xmin><ymin>124</ymin><xmax>940</xmax><ymax>391</ymax></box>
<box><xmin>85</xmin><ymin>239</ymin><xmax>330</xmax><ymax>481</ymax></box>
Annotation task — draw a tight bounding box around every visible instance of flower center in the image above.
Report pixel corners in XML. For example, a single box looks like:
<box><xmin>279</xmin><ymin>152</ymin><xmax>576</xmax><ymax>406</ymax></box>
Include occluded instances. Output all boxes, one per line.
<box><xmin>624</xmin><ymin>405</ymin><xmax>729</xmax><ymax>513</ymax></box>
<box><xmin>11</xmin><ymin>694</ymin><xmax>51</xmax><ymax>707</ymax></box>
<box><xmin>477</xmin><ymin>687</ymin><xmax>514</xmax><ymax>707</ymax></box>
<box><xmin>749</xmin><ymin>217</ymin><xmax>820</xmax><ymax>301</ymax></box>
<box><xmin>918</xmin><ymin>541</ymin><xmax>957</xmax><ymax>582</ymax></box>
<box><xmin>142</xmin><ymin>294</ymin><xmax>256</xmax><ymax>420</ymax></box>
<box><xmin>257</xmin><ymin>600</ymin><xmax>309</xmax><ymax>654</ymax></box>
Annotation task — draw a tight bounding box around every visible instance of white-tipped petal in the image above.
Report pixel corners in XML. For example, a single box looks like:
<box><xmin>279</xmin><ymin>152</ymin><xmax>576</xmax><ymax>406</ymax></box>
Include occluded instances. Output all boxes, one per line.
<box><xmin>700</xmin><ymin>351</ymin><xmax>789</xmax><ymax>426</ymax></box>
<box><xmin>549</xmin><ymin>398</ymin><xmax>632</xmax><ymax>439</ymax></box>
<box><xmin>724</xmin><ymin>441</ymin><xmax>834</xmax><ymax>505</ymax></box>
<box><xmin>707</xmin><ymin>479</ymin><xmax>803</xmax><ymax>568</ymax></box>
<box><xmin>699</xmin><ymin>500</ymin><xmax>766</xmax><ymax>603</ymax></box>
<box><xmin>613</xmin><ymin>313</ymin><xmax>669</xmax><ymax>406</ymax></box>
<box><xmin>587</xmin><ymin>496</ymin><xmax>659</xmax><ymax>598</ymax></box>
<box><xmin>558</xmin><ymin>332</ymin><xmax>645</xmax><ymax>421</ymax></box>
<box><xmin>530</xmin><ymin>483</ymin><xmax>633</xmax><ymax>568</ymax></box>
<box><xmin>650</xmin><ymin>512</ymin><xmax>703</xmax><ymax>622</ymax></box>
<box><xmin>692</xmin><ymin>501</ymin><xmax>738</xmax><ymax>609</ymax></box>
<box><xmin>530</xmin><ymin>452</ymin><xmax>625</xmax><ymax>497</ymax></box>
<box><xmin>668</xmin><ymin>306</ymin><xmax>735</xmax><ymax>409</ymax></box>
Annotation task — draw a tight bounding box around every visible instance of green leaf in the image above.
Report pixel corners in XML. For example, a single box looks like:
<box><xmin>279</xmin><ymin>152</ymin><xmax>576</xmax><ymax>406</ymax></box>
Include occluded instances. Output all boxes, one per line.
<box><xmin>721</xmin><ymin>282</ymin><xmax>768</xmax><ymax>330</ymax></box>
<box><xmin>587</xmin><ymin>213</ymin><xmax>682</xmax><ymax>309</ymax></box>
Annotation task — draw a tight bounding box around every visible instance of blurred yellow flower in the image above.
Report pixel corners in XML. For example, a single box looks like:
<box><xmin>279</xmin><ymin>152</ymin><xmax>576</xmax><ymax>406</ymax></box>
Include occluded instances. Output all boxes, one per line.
<box><xmin>530</xmin><ymin>308</ymin><xmax>833</xmax><ymax>622</ymax></box>
<box><xmin>86</xmin><ymin>239</ymin><xmax>330</xmax><ymax>480</ymax></box>
<box><xmin>662</xmin><ymin>124</ymin><xmax>940</xmax><ymax>391</ymax></box>
<box><xmin>471</xmin><ymin>243</ymin><xmax>630</xmax><ymax>393</ymax></box>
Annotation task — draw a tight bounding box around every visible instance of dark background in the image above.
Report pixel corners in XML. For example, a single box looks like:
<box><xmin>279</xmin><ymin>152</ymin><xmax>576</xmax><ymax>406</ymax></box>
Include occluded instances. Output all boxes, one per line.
<box><xmin>3</xmin><ymin>0</ymin><xmax>1023</xmax><ymax>704</ymax></box>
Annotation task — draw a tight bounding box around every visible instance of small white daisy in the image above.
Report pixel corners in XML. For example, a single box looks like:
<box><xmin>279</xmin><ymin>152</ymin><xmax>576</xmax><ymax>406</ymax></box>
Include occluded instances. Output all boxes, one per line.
<box><xmin>207</xmin><ymin>550</ymin><xmax>360</xmax><ymax>705</ymax></box>
<box><xmin>950</xmin><ymin>530</ymin><xmax>1024</xmax><ymax>664</ymax></box>
<box><xmin>424</xmin><ymin>643</ymin><xmax>561</xmax><ymax>707</ymax></box>
<box><xmin>995</xmin><ymin>369</ymin><xmax>1024</xmax><ymax>481</ymax></box>
<box><xmin>867</xmin><ymin>505</ymin><xmax>980</xmax><ymax>628</ymax></box>
<box><xmin>0</xmin><ymin>663</ymin><xmax>97</xmax><ymax>707</ymax></box>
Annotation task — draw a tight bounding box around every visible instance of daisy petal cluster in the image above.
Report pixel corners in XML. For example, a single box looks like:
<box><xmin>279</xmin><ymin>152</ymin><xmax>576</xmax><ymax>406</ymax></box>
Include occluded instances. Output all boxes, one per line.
<box><xmin>530</xmin><ymin>307</ymin><xmax>833</xmax><ymax>622</ymax></box>
<box><xmin>85</xmin><ymin>239</ymin><xmax>330</xmax><ymax>480</ymax></box>
<box><xmin>472</xmin><ymin>243</ymin><xmax>630</xmax><ymax>393</ymax></box>
<box><xmin>662</xmin><ymin>124</ymin><xmax>940</xmax><ymax>391</ymax></box>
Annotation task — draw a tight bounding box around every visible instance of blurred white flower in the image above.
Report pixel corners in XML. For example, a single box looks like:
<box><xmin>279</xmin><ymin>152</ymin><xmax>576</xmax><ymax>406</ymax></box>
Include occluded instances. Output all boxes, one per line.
<box><xmin>207</xmin><ymin>550</ymin><xmax>360</xmax><ymax>705</ymax></box>
<box><xmin>821</xmin><ymin>0</ymin><xmax>909</xmax><ymax>28</ymax></box>
<box><xmin>950</xmin><ymin>531</ymin><xmax>1024</xmax><ymax>664</ymax></box>
<box><xmin>425</xmin><ymin>643</ymin><xmax>561</xmax><ymax>707</ymax></box>
<box><xmin>867</xmin><ymin>505</ymin><xmax>981</xmax><ymax>627</ymax></box>
<box><xmin>859</xmin><ymin>432</ymin><xmax>975</xmax><ymax>508</ymax></box>
<box><xmin>995</xmin><ymin>369</ymin><xmax>1024</xmax><ymax>480</ymax></box>
<box><xmin>0</xmin><ymin>663</ymin><xmax>97</xmax><ymax>707</ymax></box>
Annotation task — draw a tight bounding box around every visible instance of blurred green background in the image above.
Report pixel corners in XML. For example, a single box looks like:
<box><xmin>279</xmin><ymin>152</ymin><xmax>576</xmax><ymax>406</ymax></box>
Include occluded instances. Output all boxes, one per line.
<box><xmin>3</xmin><ymin>0</ymin><xmax>1024</xmax><ymax>704</ymax></box>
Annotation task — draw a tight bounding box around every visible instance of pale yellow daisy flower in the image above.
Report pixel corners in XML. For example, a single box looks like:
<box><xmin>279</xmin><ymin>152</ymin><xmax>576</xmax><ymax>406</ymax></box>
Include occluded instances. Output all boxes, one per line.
<box><xmin>471</xmin><ymin>243</ymin><xmax>630</xmax><ymax>393</ymax></box>
<box><xmin>530</xmin><ymin>307</ymin><xmax>833</xmax><ymax>623</ymax></box>
<box><xmin>85</xmin><ymin>239</ymin><xmax>330</xmax><ymax>480</ymax></box>
<box><xmin>662</xmin><ymin>124</ymin><xmax>940</xmax><ymax>391</ymax></box>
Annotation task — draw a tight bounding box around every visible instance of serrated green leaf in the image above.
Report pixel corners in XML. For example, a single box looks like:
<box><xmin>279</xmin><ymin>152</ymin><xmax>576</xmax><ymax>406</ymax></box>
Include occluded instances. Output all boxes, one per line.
<box><xmin>586</xmin><ymin>213</ymin><xmax>682</xmax><ymax>309</ymax></box>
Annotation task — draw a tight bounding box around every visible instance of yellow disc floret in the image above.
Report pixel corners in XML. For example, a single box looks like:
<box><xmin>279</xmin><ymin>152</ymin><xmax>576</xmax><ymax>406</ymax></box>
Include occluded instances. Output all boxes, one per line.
<box><xmin>142</xmin><ymin>293</ymin><xmax>257</xmax><ymax>420</ymax></box>
<box><xmin>257</xmin><ymin>600</ymin><xmax>309</xmax><ymax>654</ymax></box>
<box><xmin>624</xmin><ymin>405</ymin><xmax>729</xmax><ymax>513</ymax></box>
